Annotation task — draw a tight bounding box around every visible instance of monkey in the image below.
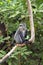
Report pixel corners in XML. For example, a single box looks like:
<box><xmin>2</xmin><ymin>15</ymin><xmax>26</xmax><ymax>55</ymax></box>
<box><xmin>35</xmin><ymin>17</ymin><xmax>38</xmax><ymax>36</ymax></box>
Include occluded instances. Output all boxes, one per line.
<box><xmin>11</xmin><ymin>23</ymin><xmax>29</xmax><ymax>45</ymax></box>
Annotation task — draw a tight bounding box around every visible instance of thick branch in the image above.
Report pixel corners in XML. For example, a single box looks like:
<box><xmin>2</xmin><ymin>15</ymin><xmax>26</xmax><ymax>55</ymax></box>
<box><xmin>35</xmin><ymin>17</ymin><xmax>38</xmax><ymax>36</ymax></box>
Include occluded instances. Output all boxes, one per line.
<box><xmin>0</xmin><ymin>44</ymin><xmax>18</xmax><ymax>64</ymax></box>
<box><xmin>27</xmin><ymin>0</ymin><xmax>35</xmax><ymax>43</ymax></box>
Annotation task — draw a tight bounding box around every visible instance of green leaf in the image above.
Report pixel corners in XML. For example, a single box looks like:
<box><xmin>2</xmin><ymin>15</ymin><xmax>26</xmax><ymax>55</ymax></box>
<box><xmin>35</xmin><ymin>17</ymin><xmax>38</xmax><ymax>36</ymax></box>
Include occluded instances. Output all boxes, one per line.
<box><xmin>0</xmin><ymin>50</ymin><xmax>6</xmax><ymax>58</ymax></box>
<box><xmin>25</xmin><ymin>35</ymin><xmax>29</xmax><ymax>40</ymax></box>
<box><xmin>24</xmin><ymin>51</ymin><xmax>32</xmax><ymax>55</ymax></box>
<box><xmin>9</xmin><ymin>11</ymin><xmax>20</xmax><ymax>18</ymax></box>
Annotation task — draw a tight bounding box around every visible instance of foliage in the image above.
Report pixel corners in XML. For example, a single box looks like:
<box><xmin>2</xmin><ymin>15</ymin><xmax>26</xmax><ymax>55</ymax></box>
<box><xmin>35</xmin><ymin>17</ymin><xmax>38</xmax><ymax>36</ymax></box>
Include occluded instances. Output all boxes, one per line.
<box><xmin>0</xmin><ymin>0</ymin><xmax>43</xmax><ymax>65</ymax></box>
<box><xmin>0</xmin><ymin>36</ymin><xmax>10</xmax><ymax>43</ymax></box>
<box><xmin>0</xmin><ymin>50</ymin><xmax>6</xmax><ymax>58</ymax></box>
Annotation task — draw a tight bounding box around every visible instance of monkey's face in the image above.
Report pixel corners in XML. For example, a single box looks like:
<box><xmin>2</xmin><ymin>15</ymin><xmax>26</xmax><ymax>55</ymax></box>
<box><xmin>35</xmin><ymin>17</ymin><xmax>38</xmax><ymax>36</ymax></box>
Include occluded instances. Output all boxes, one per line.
<box><xmin>20</xmin><ymin>27</ymin><xmax>25</xmax><ymax>32</ymax></box>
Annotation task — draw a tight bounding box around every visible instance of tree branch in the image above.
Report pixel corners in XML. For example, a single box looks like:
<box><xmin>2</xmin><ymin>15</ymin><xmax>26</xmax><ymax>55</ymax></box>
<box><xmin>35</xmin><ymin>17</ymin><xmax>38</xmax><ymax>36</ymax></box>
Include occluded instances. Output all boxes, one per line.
<box><xmin>0</xmin><ymin>44</ymin><xmax>18</xmax><ymax>64</ymax></box>
<box><xmin>27</xmin><ymin>0</ymin><xmax>35</xmax><ymax>43</ymax></box>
